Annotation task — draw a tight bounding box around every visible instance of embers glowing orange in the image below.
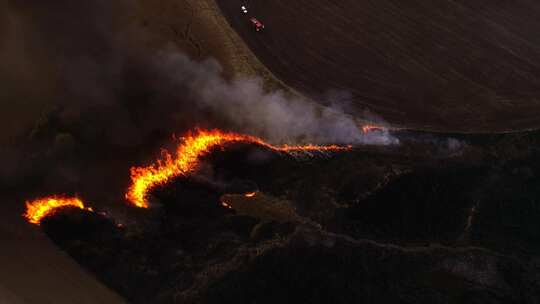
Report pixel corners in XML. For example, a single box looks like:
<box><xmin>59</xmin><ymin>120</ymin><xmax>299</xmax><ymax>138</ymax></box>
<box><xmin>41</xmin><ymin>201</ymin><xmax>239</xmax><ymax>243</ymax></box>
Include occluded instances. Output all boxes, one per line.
<box><xmin>221</xmin><ymin>201</ymin><xmax>233</xmax><ymax>209</ymax></box>
<box><xmin>362</xmin><ymin>124</ymin><xmax>385</xmax><ymax>133</ymax></box>
<box><xmin>126</xmin><ymin>129</ymin><xmax>350</xmax><ymax>208</ymax></box>
<box><xmin>24</xmin><ymin>196</ymin><xmax>91</xmax><ymax>225</ymax></box>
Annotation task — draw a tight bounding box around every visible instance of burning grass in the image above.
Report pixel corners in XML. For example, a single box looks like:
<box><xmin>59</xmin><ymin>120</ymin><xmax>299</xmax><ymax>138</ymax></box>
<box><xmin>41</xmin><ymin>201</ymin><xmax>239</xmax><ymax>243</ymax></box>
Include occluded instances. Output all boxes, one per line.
<box><xmin>24</xmin><ymin>196</ymin><xmax>92</xmax><ymax>225</ymax></box>
<box><xmin>125</xmin><ymin>129</ymin><xmax>351</xmax><ymax>208</ymax></box>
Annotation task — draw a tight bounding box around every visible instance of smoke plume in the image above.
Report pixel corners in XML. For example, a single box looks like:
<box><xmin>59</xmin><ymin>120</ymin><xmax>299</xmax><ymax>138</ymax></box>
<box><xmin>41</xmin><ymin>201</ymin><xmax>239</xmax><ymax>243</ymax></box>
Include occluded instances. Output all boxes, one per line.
<box><xmin>0</xmin><ymin>0</ymin><xmax>397</xmax><ymax>191</ymax></box>
<box><xmin>1</xmin><ymin>0</ymin><xmax>396</xmax><ymax>146</ymax></box>
<box><xmin>149</xmin><ymin>52</ymin><xmax>397</xmax><ymax>145</ymax></box>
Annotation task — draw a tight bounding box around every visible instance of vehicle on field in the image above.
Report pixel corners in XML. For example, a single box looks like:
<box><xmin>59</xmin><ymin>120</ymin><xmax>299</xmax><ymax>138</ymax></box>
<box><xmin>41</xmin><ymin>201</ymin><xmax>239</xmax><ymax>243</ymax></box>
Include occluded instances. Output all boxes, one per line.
<box><xmin>250</xmin><ymin>18</ymin><xmax>265</xmax><ymax>31</ymax></box>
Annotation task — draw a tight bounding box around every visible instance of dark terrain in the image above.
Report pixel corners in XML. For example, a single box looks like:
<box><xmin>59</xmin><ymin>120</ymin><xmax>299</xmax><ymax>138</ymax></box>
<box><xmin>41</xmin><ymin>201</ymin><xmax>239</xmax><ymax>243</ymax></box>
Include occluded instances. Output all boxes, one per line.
<box><xmin>39</xmin><ymin>129</ymin><xmax>540</xmax><ymax>304</ymax></box>
<box><xmin>4</xmin><ymin>1</ymin><xmax>540</xmax><ymax>303</ymax></box>
<box><xmin>218</xmin><ymin>0</ymin><xmax>540</xmax><ymax>132</ymax></box>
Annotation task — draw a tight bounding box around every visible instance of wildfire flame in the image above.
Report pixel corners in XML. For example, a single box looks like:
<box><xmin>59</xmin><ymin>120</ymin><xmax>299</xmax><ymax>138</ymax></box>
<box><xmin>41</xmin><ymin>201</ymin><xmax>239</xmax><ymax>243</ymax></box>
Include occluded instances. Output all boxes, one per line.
<box><xmin>244</xmin><ymin>192</ymin><xmax>257</xmax><ymax>197</ymax></box>
<box><xmin>126</xmin><ymin>129</ymin><xmax>351</xmax><ymax>208</ymax></box>
<box><xmin>362</xmin><ymin>124</ymin><xmax>385</xmax><ymax>133</ymax></box>
<box><xmin>23</xmin><ymin>196</ymin><xmax>92</xmax><ymax>225</ymax></box>
<box><xmin>221</xmin><ymin>201</ymin><xmax>233</xmax><ymax>209</ymax></box>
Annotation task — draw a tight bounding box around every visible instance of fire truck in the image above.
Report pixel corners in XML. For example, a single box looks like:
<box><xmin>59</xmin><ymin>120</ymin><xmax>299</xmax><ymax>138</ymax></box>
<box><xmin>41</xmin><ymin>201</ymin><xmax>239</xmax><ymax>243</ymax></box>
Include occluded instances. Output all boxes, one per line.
<box><xmin>249</xmin><ymin>18</ymin><xmax>265</xmax><ymax>31</ymax></box>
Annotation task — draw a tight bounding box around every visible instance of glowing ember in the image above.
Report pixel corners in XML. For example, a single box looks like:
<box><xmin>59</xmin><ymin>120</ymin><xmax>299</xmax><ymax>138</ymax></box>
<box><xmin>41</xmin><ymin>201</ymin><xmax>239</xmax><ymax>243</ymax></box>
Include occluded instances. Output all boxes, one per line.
<box><xmin>126</xmin><ymin>129</ymin><xmax>351</xmax><ymax>208</ymax></box>
<box><xmin>221</xmin><ymin>201</ymin><xmax>233</xmax><ymax>209</ymax></box>
<box><xmin>23</xmin><ymin>196</ymin><xmax>91</xmax><ymax>225</ymax></box>
<box><xmin>244</xmin><ymin>192</ymin><xmax>257</xmax><ymax>197</ymax></box>
<box><xmin>362</xmin><ymin>124</ymin><xmax>385</xmax><ymax>133</ymax></box>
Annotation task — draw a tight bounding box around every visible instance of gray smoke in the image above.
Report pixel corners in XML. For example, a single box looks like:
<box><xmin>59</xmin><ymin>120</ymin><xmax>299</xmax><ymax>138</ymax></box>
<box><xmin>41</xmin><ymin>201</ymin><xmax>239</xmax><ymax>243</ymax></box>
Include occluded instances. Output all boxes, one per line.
<box><xmin>0</xmin><ymin>0</ymin><xmax>398</xmax><ymax>190</ymax></box>
<box><xmin>150</xmin><ymin>51</ymin><xmax>398</xmax><ymax>145</ymax></box>
<box><xmin>1</xmin><ymin>0</ymin><xmax>397</xmax><ymax>149</ymax></box>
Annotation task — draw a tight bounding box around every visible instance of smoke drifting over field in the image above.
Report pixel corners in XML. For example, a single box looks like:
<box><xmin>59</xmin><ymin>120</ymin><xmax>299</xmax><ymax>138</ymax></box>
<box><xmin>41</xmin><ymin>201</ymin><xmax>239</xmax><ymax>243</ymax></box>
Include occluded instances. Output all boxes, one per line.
<box><xmin>151</xmin><ymin>52</ymin><xmax>397</xmax><ymax>145</ymax></box>
<box><xmin>0</xmin><ymin>0</ymin><xmax>400</xmax><ymax>194</ymax></box>
<box><xmin>1</xmin><ymin>0</ymin><xmax>395</xmax><ymax>148</ymax></box>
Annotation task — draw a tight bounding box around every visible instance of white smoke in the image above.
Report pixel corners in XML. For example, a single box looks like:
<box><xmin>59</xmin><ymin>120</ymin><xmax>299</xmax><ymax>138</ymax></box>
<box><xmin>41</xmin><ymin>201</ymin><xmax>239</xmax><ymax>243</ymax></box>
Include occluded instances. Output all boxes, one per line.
<box><xmin>153</xmin><ymin>51</ymin><xmax>398</xmax><ymax>145</ymax></box>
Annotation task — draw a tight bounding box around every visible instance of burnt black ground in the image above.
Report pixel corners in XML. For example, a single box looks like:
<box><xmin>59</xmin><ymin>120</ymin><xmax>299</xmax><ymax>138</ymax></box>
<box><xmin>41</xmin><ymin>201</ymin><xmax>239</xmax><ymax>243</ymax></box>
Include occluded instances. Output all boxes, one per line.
<box><xmin>40</xmin><ymin>130</ymin><xmax>540</xmax><ymax>304</ymax></box>
<box><xmin>217</xmin><ymin>0</ymin><xmax>540</xmax><ymax>132</ymax></box>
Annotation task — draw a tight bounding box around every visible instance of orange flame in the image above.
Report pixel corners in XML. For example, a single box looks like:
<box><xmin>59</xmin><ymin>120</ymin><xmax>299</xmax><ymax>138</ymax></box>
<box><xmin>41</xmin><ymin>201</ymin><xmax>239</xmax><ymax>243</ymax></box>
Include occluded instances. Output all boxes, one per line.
<box><xmin>126</xmin><ymin>129</ymin><xmax>350</xmax><ymax>208</ymax></box>
<box><xmin>221</xmin><ymin>201</ymin><xmax>233</xmax><ymax>209</ymax></box>
<box><xmin>244</xmin><ymin>192</ymin><xmax>257</xmax><ymax>197</ymax></box>
<box><xmin>362</xmin><ymin>124</ymin><xmax>385</xmax><ymax>133</ymax></box>
<box><xmin>23</xmin><ymin>196</ymin><xmax>91</xmax><ymax>225</ymax></box>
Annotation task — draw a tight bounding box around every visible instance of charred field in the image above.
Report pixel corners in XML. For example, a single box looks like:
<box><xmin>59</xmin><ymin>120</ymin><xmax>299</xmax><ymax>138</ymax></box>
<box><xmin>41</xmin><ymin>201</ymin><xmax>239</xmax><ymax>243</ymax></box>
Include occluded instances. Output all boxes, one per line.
<box><xmin>32</xmin><ymin>129</ymin><xmax>540</xmax><ymax>304</ymax></box>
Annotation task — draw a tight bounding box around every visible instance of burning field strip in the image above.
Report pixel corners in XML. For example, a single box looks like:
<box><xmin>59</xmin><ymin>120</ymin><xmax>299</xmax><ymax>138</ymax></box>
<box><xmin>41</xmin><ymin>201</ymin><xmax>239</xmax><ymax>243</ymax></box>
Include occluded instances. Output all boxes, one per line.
<box><xmin>125</xmin><ymin>129</ymin><xmax>352</xmax><ymax>209</ymax></box>
<box><xmin>23</xmin><ymin>128</ymin><xmax>353</xmax><ymax>224</ymax></box>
